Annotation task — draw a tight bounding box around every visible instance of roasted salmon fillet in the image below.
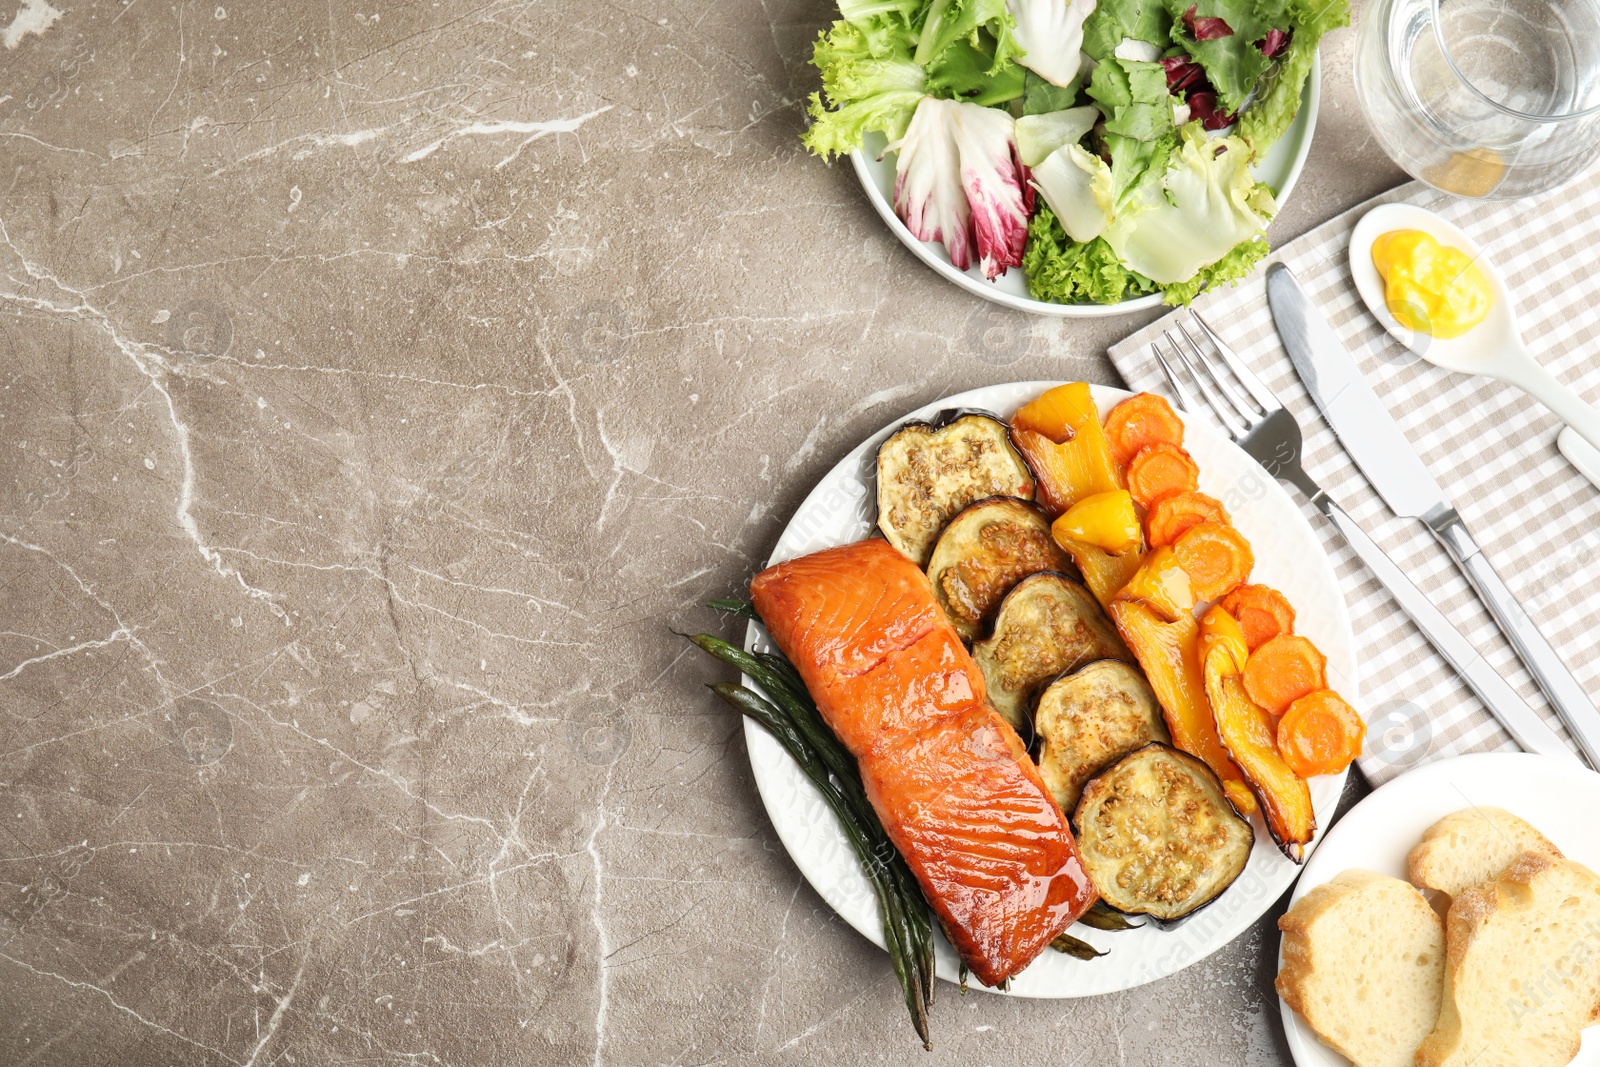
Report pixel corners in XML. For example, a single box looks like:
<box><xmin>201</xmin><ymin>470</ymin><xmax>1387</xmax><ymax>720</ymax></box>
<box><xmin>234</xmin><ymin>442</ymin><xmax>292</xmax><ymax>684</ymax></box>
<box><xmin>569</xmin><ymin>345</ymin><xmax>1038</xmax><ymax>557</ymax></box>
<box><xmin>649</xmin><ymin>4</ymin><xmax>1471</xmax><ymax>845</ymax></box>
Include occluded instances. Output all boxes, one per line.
<box><xmin>750</xmin><ymin>537</ymin><xmax>1096</xmax><ymax>987</ymax></box>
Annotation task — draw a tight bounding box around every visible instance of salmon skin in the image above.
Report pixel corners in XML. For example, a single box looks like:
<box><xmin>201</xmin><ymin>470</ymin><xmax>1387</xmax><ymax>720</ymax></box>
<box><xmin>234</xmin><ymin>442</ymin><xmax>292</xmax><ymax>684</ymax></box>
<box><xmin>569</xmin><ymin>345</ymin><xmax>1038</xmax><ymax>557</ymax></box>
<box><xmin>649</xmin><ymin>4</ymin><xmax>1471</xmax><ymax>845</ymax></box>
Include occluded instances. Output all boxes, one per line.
<box><xmin>750</xmin><ymin>538</ymin><xmax>1096</xmax><ymax>987</ymax></box>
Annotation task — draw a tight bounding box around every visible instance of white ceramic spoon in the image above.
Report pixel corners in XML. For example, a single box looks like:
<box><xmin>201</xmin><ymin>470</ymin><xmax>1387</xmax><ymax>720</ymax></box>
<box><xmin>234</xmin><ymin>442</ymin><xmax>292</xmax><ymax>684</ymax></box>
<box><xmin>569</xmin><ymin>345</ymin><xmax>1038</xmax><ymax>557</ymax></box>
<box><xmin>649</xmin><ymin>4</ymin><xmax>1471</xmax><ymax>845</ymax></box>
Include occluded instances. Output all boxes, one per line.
<box><xmin>1348</xmin><ymin>202</ymin><xmax>1600</xmax><ymax>490</ymax></box>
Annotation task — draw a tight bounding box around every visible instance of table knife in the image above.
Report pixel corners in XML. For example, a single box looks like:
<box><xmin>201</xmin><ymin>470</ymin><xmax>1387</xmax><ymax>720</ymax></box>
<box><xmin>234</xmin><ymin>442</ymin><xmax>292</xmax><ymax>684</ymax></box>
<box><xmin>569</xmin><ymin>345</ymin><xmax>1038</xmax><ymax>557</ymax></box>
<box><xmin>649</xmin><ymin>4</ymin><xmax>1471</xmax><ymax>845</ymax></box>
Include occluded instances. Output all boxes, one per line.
<box><xmin>1267</xmin><ymin>264</ymin><xmax>1600</xmax><ymax>768</ymax></box>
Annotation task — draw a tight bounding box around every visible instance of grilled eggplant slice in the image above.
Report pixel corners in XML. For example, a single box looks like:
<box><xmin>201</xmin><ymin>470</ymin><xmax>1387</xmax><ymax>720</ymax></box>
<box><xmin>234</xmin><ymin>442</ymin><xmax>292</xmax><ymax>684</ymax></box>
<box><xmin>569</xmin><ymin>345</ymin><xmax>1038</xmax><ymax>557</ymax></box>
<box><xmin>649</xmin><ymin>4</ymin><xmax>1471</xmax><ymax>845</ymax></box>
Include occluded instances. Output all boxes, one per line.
<box><xmin>876</xmin><ymin>411</ymin><xmax>1035</xmax><ymax>567</ymax></box>
<box><xmin>926</xmin><ymin>497</ymin><xmax>1073</xmax><ymax>642</ymax></box>
<box><xmin>1035</xmin><ymin>660</ymin><xmax>1169</xmax><ymax>815</ymax></box>
<box><xmin>972</xmin><ymin>572</ymin><xmax>1133</xmax><ymax>731</ymax></box>
<box><xmin>1072</xmin><ymin>743</ymin><xmax>1254</xmax><ymax>923</ymax></box>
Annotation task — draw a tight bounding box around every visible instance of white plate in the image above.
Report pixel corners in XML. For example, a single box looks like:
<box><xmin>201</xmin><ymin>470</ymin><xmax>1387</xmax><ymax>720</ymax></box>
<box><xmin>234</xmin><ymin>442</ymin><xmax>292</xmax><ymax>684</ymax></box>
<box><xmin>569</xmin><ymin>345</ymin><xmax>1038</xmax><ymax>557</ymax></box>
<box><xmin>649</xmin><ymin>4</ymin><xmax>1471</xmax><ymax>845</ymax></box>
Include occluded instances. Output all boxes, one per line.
<box><xmin>1281</xmin><ymin>752</ymin><xmax>1600</xmax><ymax>1067</ymax></box>
<box><xmin>850</xmin><ymin>55</ymin><xmax>1321</xmax><ymax>317</ymax></box>
<box><xmin>744</xmin><ymin>381</ymin><xmax>1355</xmax><ymax>998</ymax></box>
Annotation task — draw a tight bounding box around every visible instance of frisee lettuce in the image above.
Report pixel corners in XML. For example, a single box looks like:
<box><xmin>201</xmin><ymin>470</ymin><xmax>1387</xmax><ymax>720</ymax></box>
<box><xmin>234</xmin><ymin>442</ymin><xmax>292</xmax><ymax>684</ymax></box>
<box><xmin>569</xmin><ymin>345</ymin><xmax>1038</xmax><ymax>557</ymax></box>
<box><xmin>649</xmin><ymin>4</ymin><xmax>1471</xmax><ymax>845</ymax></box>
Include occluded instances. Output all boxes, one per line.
<box><xmin>1023</xmin><ymin>206</ymin><xmax>1159</xmax><ymax>305</ymax></box>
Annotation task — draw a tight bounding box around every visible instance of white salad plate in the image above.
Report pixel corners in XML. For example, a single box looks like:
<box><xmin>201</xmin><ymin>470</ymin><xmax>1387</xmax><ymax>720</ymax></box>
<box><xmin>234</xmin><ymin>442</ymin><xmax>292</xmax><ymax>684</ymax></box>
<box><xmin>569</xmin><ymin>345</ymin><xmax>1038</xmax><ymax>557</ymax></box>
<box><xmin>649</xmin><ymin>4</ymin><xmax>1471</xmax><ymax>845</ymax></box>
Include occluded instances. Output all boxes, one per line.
<box><xmin>743</xmin><ymin>381</ymin><xmax>1356</xmax><ymax>997</ymax></box>
<box><xmin>850</xmin><ymin>54</ymin><xmax>1320</xmax><ymax>317</ymax></box>
<box><xmin>1281</xmin><ymin>752</ymin><xmax>1600</xmax><ymax>1066</ymax></box>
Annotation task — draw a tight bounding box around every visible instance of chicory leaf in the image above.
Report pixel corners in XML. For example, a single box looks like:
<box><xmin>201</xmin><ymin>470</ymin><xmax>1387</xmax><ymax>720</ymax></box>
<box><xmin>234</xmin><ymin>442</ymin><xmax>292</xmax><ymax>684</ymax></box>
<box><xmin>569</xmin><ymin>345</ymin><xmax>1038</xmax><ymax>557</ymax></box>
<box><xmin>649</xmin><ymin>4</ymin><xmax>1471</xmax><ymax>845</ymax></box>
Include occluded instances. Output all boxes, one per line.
<box><xmin>891</xmin><ymin>97</ymin><xmax>1029</xmax><ymax>279</ymax></box>
<box><xmin>949</xmin><ymin>101</ymin><xmax>1031</xmax><ymax>278</ymax></box>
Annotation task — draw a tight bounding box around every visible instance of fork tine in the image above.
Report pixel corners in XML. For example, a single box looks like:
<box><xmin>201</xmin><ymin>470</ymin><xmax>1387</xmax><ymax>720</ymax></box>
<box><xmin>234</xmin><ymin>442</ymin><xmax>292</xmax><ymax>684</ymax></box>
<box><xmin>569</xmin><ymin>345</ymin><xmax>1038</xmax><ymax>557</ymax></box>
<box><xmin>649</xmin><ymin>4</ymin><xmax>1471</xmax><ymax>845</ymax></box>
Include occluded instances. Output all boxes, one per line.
<box><xmin>1161</xmin><ymin>329</ymin><xmax>1248</xmax><ymax>441</ymax></box>
<box><xmin>1150</xmin><ymin>341</ymin><xmax>1197</xmax><ymax>413</ymax></box>
<box><xmin>1174</xmin><ymin>323</ymin><xmax>1261</xmax><ymax>430</ymax></box>
<box><xmin>1191</xmin><ymin>311</ymin><xmax>1279</xmax><ymax>413</ymax></box>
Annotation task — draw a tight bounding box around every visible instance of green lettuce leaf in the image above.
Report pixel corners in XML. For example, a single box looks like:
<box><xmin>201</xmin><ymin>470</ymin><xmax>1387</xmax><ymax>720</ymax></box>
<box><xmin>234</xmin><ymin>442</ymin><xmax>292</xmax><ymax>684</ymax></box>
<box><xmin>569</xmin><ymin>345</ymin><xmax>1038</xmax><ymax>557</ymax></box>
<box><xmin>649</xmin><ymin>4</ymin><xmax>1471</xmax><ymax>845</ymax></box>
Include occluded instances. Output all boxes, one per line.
<box><xmin>800</xmin><ymin>8</ymin><xmax>1026</xmax><ymax>158</ymax></box>
<box><xmin>1023</xmin><ymin>205</ymin><xmax>1159</xmax><ymax>305</ymax></box>
<box><xmin>926</xmin><ymin>33</ymin><xmax>1027</xmax><ymax>104</ymax></box>
<box><xmin>1022</xmin><ymin>70</ymin><xmax>1079</xmax><ymax>114</ymax></box>
<box><xmin>1086</xmin><ymin>57</ymin><xmax>1173</xmax><ymax>140</ymax></box>
<box><xmin>1082</xmin><ymin>0</ymin><xmax>1173</xmax><ymax>60</ymax></box>
<box><xmin>1237</xmin><ymin>0</ymin><xmax>1349</xmax><ymax>151</ymax></box>
<box><xmin>1086</xmin><ymin>57</ymin><xmax>1177</xmax><ymax>210</ymax></box>
<box><xmin>1161</xmin><ymin>0</ymin><xmax>1275</xmax><ymax>113</ymax></box>
<box><xmin>1103</xmin><ymin>121</ymin><xmax>1276</xmax><ymax>283</ymax></box>
<box><xmin>914</xmin><ymin>0</ymin><xmax>1019</xmax><ymax>68</ymax></box>
<box><xmin>1159</xmin><ymin>233</ymin><xmax>1270</xmax><ymax>304</ymax></box>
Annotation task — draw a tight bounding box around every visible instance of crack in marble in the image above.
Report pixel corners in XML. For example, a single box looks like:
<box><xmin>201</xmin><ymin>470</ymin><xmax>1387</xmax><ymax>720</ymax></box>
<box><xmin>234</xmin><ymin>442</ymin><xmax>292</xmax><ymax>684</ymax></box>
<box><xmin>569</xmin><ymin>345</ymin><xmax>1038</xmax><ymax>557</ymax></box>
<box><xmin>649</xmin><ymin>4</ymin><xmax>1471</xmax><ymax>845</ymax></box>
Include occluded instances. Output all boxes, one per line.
<box><xmin>241</xmin><ymin>949</ymin><xmax>309</xmax><ymax>1067</ymax></box>
<box><xmin>0</xmin><ymin>951</ymin><xmax>244</xmax><ymax>1065</ymax></box>
<box><xmin>0</xmin><ymin>222</ymin><xmax>288</xmax><ymax>621</ymax></box>
<box><xmin>0</xmin><ymin>628</ymin><xmax>134</xmax><ymax>683</ymax></box>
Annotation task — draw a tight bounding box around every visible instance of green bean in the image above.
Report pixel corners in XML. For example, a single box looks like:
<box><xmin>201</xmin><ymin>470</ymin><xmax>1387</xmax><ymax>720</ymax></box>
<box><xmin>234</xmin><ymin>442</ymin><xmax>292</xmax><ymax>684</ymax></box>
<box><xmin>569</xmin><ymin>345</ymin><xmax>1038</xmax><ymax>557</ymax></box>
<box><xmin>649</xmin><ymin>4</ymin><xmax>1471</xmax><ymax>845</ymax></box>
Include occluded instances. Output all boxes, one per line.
<box><xmin>1050</xmin><ymin>931</ymin><xmax>1108</xmax><ymax>960</ymax></box>
<box><xmin>1077</xmin><ymin>900</ymin><xmax>1143</xmax><ymax>931</ymax></box>
<box><xmin>707</xmin><ymin>681</ymin><xmax>932</xmax><ymax>1049</ymax></box>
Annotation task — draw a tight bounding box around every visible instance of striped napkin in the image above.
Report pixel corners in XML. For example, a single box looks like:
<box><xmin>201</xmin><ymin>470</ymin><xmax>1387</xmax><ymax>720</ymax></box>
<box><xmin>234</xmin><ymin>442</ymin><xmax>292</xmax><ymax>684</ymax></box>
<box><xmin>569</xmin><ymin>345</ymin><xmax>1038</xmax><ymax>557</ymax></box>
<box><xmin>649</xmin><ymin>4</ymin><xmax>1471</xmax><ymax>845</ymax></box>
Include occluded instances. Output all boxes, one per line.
<box><xmin>1107</xmin><ymin>180</ymin><xmax>1600</xmax><ymax>784</ymax></box>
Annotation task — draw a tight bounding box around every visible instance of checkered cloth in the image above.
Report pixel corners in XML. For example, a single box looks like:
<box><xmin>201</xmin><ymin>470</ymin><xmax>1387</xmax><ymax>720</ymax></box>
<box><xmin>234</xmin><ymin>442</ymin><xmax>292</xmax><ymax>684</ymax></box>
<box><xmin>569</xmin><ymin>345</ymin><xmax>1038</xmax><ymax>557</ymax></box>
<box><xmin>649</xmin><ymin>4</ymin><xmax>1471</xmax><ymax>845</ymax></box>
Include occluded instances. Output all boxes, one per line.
<box><xmin>1108</xmin><ymin>180</ymin><xmax>1600</xmax><ymax>784</ymax></box>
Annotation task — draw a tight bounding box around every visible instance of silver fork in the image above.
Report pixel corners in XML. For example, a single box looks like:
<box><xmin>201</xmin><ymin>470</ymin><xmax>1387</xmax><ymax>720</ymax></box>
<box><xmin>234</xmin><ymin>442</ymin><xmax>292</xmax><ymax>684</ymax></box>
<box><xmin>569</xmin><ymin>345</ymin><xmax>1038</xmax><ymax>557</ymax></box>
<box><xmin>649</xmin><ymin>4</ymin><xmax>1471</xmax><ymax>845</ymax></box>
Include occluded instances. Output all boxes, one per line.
<box><xmin>1153</xmin><ymin>315</ymin><xmax>1578</xmax><ymax>763</ymax></box>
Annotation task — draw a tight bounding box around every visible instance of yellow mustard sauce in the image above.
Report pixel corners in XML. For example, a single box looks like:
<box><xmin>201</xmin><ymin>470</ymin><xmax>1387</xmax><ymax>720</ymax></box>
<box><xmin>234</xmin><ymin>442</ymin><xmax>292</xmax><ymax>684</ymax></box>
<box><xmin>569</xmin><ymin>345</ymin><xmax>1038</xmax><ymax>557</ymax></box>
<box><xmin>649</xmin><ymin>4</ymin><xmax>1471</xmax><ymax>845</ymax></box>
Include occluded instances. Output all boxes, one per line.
<box><xmin>1371</xmin><ymin>229</ymin><xmax>1492</xmax><ymax>339</ymax></box>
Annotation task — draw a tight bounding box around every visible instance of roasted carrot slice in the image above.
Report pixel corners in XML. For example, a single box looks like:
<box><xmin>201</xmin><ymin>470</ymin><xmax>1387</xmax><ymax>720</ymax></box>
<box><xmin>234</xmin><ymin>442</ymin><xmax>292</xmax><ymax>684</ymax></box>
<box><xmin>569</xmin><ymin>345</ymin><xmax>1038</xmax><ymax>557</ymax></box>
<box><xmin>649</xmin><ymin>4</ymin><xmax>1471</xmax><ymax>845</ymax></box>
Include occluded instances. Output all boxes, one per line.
<box><xmin>1220</xmin><ymin>584</ymin><xmax>1296</xmax><ymax>650</ymax></box>
<box><xmin>1126</xmin><ymin>443</ymin><xmax>1200</xmax><ymax>509</ymax></box>
<box><xmin>1147</xmin><ymin>491</ymin><xmax>1229</xmax><ymax>549</ymax></box>
<box><xmin>1277</xmin><ymin>690</ymin><xmax>1366</xmax><ymax>777</ymax></box>
<box><xmin>1241</xmin><ymin>634</ymin><xmax>1327</xmax><ymax>715</ymax></box>
<box><xmin>1172</xmin><ymin>522</ymin><xmax>1253</xmax><ymax>601</ymax></box>
<box><xmin>1105</xmin><ymin>393</ymin><xmax>1185</xmax><ymax>467</ymax></box>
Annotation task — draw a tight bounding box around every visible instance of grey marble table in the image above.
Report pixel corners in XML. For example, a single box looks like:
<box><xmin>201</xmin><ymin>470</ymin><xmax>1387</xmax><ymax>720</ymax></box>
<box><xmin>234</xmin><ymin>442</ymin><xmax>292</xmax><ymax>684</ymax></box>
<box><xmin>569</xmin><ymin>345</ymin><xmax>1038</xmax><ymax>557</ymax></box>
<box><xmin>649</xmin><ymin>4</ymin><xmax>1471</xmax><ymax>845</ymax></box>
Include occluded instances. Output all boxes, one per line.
<box><xmin>0</xmin><ymin>1</ymin><xmax>1396</xmax><ymax>1063</ymax></box>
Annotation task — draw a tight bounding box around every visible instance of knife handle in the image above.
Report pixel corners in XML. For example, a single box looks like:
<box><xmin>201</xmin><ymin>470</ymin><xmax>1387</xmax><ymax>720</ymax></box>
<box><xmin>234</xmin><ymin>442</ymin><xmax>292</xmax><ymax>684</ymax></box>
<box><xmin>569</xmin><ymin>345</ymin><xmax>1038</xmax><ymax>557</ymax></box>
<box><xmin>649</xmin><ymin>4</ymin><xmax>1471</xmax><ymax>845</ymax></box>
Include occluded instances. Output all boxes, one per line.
<box><xmin>1428</xmin><ymin>518</ymin><xmax>1600</xmax><ymax>769</ymax></box>
<box><xmin>1316</xmin><ymin>498</ymin><xmax>1580</xmax><ymax>763</ymax></box>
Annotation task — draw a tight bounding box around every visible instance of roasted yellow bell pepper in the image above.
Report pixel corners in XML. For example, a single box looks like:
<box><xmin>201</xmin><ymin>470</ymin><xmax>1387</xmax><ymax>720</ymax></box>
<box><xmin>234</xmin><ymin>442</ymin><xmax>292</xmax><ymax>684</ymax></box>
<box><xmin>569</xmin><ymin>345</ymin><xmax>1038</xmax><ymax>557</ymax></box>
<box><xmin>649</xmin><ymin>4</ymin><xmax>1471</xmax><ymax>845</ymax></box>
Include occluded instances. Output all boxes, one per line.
<box><xmin>1200</xmin><ymin>606</ymin><xmax>1315</xmax><ymax>859</ymax></box>
<box><xmin>1052</xmin><ymin>490</ymin><xmax>1140</xmax><ymax>555</ymax></box>
<box><xmin>1010</xmin><ymin>384</ymin><xmax>1123</xmax><ymax>515</ymax></box>
<box><xmin>1116</xmin><ymin>547</ymin><xmax>1196</xmax><ymax>623</ymax></box>
<box><xmin>1108</xmin><ymin>599</ymin><xmax>1257</xmax><ymax>816</ymax></box>
<box><xmin>1055</xmin><ymin>536</ymin><xmax>1145</xmax><ymax>609</ymax></box>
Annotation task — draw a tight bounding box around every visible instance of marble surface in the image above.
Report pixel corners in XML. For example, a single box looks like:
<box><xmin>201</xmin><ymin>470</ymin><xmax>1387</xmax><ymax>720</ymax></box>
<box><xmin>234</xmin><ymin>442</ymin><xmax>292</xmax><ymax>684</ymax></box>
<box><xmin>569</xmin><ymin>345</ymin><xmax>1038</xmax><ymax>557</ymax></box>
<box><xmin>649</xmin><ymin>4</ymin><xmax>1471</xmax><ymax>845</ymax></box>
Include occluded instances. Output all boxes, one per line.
<box><xmin>0</xmin><ymin>1</ymin><xmax>1401</xmax><ymax>1063</ymax></box>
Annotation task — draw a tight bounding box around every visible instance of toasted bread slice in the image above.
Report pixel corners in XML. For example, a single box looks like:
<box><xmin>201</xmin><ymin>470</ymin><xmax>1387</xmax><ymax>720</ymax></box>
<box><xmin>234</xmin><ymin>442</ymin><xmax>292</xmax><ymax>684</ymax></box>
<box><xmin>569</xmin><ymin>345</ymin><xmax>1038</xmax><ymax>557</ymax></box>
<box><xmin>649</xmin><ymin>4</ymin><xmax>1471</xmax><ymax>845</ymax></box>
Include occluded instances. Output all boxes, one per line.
<box><xmin>1277</xmin><ymin>869</ymin><xmax>1445</xmax><ymax>1067</ymax></box>
<box><xmin>1417</xmin><ymin>852</ymin><xmax>1600</xmax><ymax>1067</ymax></box>
<box><xmin>1407</xmin><ymin>807</ymin><xmax>1562</xmax><ymax>900</ymax></box>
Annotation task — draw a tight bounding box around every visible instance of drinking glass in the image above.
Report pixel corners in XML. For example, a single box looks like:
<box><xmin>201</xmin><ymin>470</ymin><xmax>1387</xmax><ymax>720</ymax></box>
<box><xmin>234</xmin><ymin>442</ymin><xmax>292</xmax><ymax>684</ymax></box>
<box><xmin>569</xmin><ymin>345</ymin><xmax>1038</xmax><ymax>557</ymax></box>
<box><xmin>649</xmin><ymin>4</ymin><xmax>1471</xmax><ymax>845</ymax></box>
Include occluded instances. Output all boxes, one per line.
<box><xmin>1355</xmin><ymin>0</ymin><xmax>1600</xmax><ymax>197</ymax></box>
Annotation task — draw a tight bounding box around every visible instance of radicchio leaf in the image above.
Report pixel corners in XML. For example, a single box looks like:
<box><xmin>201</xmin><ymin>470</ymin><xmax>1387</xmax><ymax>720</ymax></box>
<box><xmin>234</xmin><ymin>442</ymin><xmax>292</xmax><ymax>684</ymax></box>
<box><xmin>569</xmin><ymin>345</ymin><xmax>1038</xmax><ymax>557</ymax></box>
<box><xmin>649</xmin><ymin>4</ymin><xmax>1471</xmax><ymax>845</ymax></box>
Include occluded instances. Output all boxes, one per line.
<box><xmin>1160</xmin><ymin>55</ymin><xmax>1207</xmax><ymax>95</ymax></box>
<box><xmin>950</xmin><ymin>102</ymin><xmax>1029</xmax><ymax>279</ymax></box>
<box><xmin>891</xmin><ymin>98</ymin><xmax>976</xmax><ymax>271</ymax></box>
<box><xmin>1257</xmin><ymin>28</ymin><xmax>1291</xmax><ymax>57</ymax></box>
<box><xmin>1186</xmin><ymin>91</ymin><xmax>1237</xmax><ymax>130</ymax></box>
<box><xmin>890</xmin><ymin>97</ymin><xmax>1029</xmax><ymax>279</ymax></box>
<box><xmin>1182</xmin><ymin>5</ymin><xmax>1234</xmax><ymax>40</ymax></box>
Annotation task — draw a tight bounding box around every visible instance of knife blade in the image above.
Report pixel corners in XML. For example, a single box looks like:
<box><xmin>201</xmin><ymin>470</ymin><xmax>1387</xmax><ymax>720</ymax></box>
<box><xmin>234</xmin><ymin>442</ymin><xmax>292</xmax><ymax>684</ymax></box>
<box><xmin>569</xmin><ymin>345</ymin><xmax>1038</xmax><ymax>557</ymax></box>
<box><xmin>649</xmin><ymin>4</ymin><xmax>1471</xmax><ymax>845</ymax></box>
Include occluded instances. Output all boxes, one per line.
<box><xmin>1267</xmin><ymin>264</ymin><xmax>1600</xmax><ymax>768</ymax></box>
<box><xmin>1266</xmin><ymin>270</ymin><xmax>1452</xmax><ymax>524</ymax></box>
